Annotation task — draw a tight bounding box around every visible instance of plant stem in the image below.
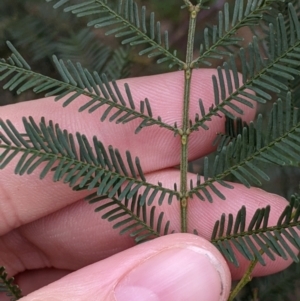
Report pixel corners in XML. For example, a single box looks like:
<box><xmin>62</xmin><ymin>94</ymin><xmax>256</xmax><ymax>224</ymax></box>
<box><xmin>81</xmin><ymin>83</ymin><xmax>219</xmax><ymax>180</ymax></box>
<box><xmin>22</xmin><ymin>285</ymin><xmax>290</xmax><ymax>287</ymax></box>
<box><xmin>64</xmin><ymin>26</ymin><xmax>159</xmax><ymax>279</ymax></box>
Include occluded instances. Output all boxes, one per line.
<box><xmin>228</xmin><ymin>207</ymin><xmax>298</xmax><ymax>300</ymax></box>
<box><xmin>228</xmin><ymin>258</ymin><xmax>259</xmax><ymax>301</ymax></box>
<box><xmin>180</xmin><ymin>3</ymin><xmax>200</xmax><ymax>233</ymax></box>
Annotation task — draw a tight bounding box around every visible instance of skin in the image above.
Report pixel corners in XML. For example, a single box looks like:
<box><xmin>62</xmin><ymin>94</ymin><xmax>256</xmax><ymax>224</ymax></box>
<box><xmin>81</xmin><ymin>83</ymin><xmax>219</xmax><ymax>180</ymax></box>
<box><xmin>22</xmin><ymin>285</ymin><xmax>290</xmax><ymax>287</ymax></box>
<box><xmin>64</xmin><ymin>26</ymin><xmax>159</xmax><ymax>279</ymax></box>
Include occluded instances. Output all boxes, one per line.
<box><xmin>0</xmin><ymin>70</ymin><xmax>295</xmax><ymax>300</ymax></box>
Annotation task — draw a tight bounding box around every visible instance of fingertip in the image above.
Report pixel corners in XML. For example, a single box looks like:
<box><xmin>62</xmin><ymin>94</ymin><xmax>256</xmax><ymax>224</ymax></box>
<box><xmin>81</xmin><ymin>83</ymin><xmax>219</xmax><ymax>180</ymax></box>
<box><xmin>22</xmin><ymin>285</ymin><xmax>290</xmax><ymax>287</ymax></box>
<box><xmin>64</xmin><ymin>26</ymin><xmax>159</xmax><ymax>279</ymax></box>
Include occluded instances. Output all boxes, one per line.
<box><xmin>19</xmin><ymin>234</ymin><xmax>231</xmax><ymax>301</ymax></box>
<box><xmin>114</xmin><ymin>234</ymin><xmax>231</xmax><ymax>301</ymax></box>
<box><xmin>188</xmin><ymin>181</ymin><xmax>297</xmax><ymax>279</ymax></box>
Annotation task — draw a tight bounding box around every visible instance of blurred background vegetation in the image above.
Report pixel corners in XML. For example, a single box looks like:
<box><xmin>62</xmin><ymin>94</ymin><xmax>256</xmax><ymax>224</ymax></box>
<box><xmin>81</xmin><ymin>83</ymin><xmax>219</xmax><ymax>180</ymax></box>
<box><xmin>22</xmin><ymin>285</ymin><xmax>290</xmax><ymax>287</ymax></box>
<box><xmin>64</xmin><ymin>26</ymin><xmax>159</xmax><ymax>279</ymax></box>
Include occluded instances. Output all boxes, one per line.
<box><xmin>0</xmin><ymin>0</ymin><xmax>227</xmax><ymax>104</ymax></box>
<box><xmin>1</xmin><ymin>1</ymin><xmax>300</xmax><ymax>300</ymax></box>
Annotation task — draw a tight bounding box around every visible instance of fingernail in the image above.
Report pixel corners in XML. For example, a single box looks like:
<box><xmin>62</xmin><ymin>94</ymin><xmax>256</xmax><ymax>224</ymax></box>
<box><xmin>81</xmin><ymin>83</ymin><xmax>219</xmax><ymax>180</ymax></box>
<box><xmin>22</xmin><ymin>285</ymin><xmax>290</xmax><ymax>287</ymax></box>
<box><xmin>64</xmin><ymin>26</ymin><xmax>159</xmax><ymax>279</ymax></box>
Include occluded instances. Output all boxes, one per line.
<box><xmin>114</xmin><ymin>246</ymin><xmax>225</xmax><ymax>301</ymax></box>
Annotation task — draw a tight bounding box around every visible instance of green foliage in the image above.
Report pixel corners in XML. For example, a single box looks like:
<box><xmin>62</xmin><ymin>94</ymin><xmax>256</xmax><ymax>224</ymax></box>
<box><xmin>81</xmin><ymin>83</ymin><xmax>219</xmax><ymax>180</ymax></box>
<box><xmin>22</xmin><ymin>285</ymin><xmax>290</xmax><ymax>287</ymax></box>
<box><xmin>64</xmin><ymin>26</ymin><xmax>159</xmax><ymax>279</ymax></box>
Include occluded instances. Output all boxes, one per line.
<box><xmin>1</xmin><ymin>0</ymin><xmax>300</xmax><ymax>300</ymax></box>
<box><xmin>47</xmin><ymin>0</ymin><xmax>182</xmax><ymax>68</ymax></box>
<box><xmin>0</xmin><ymin>116</ymin><xmax>176</xmax><ymax>242</ymax></box>
<box><xmin>211</xmin><ymin>197</ymin><xmax>300</xmax><ymax>267</ymax></box>
<box><xmin>0</xmin><ymin>267</ymin><xmax>22</xmax><ymax>301</ymax></box>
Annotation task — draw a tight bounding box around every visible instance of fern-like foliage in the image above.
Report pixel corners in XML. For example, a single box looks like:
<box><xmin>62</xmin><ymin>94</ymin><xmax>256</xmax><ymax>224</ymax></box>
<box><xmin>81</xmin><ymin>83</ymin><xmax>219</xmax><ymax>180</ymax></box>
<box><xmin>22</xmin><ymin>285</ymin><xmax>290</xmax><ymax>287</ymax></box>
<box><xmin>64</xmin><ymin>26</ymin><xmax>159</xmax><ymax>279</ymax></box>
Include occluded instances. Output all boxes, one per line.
<box><xmin>0</xmin><ymin>116</ymin><xmax>177</xmax><ymax>242</ymax></box>
<box><xmin>188</xmin><ymin>78</ymin><xmax>300</xmax><ymax>202</ymax></box>
<box><xmin>233</xmin><ymin>197</ymin><xmax>300</xmax><ymax>301</ymax></box>
<box><xmin>0</xmin><ymin>266</ymin><xmax>22</xmax><ymax>301</ymax></box>
<box><xmin>0</xmin><ymin>117</ymin><xmax>178</xmax><ymax>204</ymax></box>
<box><xmin>0</xmin><ymin>42</ymin><xmax>176</xmax><ymax>133</ymax></box>
<box><xmin>46</xmin><ymin>0</ymin><xmax>183</xmax><ymax>68</ymax></box>
<box><xmin>194</xmin><ymin>0</ymin><xmax>283</xmax><ymax>67</ymax></box>
<box><xmin>191</xmin><ymin>3</ymin><xmax>300</xmax><ymax>133</ymax></box>
<box><xmin>2</xmin><ymin>0</ymin><xmax>300</xmax><ymax>300</ymax></box>
<box><xmin>210</xmin><ymin>196</ymin><xmax>300</xmax><ymax>266</ymax></box>
<box><xmin>85</xmin><ymin>190</ymin><xmax>174</xmax><ymax>243</ymax></box>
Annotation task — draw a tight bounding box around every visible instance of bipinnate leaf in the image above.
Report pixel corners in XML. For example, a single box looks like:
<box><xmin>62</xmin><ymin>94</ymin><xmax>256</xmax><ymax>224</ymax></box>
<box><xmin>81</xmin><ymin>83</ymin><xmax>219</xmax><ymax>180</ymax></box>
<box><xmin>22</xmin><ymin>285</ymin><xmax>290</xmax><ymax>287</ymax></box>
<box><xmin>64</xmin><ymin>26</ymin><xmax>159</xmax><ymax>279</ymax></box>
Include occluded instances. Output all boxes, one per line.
<box><xmin>191</xmin><ymin>4</ymin><xmax>300</xmax><ymax>132</ymax></box>
<box><xmin>85</xmin><ymin>190</ymin><xmax>174</xmax><ymax>243</ymax></box>
<box><xmin>189</xmin><ymin>94</ymin><xmax>300</xmax><ymax>204</ymax></box>
<box><xmin>46</xmin><ymin>0</ymin><xmax>183</xmax><ymax>68</ymax></box>
<box><xmin>0</xmin><ymin>117</ymin><xmax>179</xmax><ymax>205</ymax></box>
<box><xmin>0</xmin><ymin>43</ymin><xmax>177</xmax><ymax>133</ymax></box>
<box><xmin>209</xmin><ymin>195</ymin><xmax>300</xmax><ymax>267</ymax></box>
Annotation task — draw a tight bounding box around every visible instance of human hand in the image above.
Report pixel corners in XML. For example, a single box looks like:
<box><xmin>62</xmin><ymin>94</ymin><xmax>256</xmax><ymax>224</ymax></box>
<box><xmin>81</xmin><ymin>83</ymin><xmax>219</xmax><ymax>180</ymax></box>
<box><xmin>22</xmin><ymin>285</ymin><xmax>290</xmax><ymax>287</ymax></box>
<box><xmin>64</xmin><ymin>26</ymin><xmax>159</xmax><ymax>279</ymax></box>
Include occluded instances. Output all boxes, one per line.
<box><xmin>0</xmin><ymin>70</ymin><xmax>295</xmax><ymax>301</ymax></box>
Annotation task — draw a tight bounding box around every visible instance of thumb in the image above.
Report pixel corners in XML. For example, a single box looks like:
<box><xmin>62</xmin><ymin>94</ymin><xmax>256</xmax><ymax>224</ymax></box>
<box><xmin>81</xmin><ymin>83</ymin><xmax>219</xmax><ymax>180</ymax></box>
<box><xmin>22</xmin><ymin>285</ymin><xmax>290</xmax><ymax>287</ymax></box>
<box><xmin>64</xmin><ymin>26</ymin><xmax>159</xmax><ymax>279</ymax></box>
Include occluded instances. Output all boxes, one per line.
<box><xmin>19</xmin><ymin>234</ymin><xmax>231</xmax><ymax>301</ymax></box>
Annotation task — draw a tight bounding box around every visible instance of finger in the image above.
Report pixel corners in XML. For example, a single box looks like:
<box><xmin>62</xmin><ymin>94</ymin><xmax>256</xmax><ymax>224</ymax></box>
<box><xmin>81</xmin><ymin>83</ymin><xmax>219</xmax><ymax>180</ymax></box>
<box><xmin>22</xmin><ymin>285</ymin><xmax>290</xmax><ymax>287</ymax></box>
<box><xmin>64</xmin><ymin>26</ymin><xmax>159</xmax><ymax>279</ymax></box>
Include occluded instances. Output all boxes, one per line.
<box><xmin>0</xmin><ymin>70</ymin><xmax>256</xmax><ymax>234</ymax></box>
<box><xmin>1</xmin><ymin>70</ymin><xmax>256</xmax><ymax>172</ymax></box>
<box><xmin>14</xmin><ymin>269</ymin><xmax>70</xmax><ymax>297</ymax></box>
<box><xmin>1</xmin><ymin>170</ymin><xmax>294</xmax><ymax>280</ymax></box>
<box><xmin>17</xmin><ymin>234</ymin><xmax>231</xmax><ymax>301</ymax></box>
